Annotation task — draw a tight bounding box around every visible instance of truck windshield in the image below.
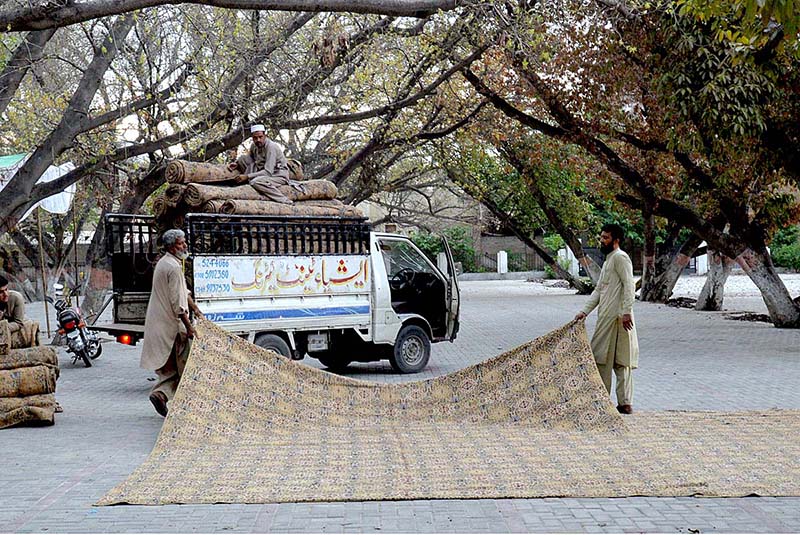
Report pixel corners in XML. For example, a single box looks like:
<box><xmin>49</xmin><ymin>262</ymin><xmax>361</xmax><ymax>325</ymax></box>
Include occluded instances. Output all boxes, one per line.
<box><xmin>379</xmin><ymin>240</ymin><xmax>436</xmax><ymax>276</ymax></box>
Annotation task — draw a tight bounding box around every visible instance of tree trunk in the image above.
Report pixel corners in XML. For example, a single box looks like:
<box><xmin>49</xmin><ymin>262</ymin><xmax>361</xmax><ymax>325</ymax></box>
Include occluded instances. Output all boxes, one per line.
<box><xmin>695</xmin><ymin>250</ymin><xmax>734</xmax><ymax>311</ymax></box>
<box><xmin>500</xmin><ymin>142</ymin><xmax>601</xmax><ymax>283</ymax></box>
<box><xmin>640</xmin><ymin>233</ymin><xmax>703</xmax><ymax>302</ymax></box>
<box><xmin>640</xmin><ymin>211</ymin><xmax>656</xmax><ymax>294</ymax></box>
<box><xmin>736</xmin><ymin>247</ymin><xmax>800</xmax><ymax>327</ymax></box>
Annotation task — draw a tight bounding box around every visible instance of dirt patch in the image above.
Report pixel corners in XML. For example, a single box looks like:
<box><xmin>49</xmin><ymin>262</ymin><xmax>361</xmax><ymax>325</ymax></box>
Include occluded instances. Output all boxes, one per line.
<box><xmin>723</xmin><ymin>312</ymin><xmax>773</xmax><ymax>323</ymax></box>
<box><xmin>666</xmin><ymin>297</ymin><xmax>697</xmax><ymax>309</ymax></box>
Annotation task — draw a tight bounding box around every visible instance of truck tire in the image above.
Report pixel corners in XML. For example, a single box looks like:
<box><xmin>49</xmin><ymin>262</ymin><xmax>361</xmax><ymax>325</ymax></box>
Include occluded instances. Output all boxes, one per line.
<box><xmin>254</xmin><ymin>333</ymin><xmax>291</xmax><ymax>359</ymax></box>
<box><xmin>389</xmin><ymin>325</ymin><xmax>430</xmax><ymax>373</ymax></box>
<box><xmin>316</xmin><ymin>353</ymin><xmax>352</xmax><ymax>371</ymax></box>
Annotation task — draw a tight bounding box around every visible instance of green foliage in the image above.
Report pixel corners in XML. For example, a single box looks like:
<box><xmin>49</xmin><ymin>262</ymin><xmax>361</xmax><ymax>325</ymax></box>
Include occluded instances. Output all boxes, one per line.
<box><xmin>544</xmin><ymin>257</ymin><xmax>570</xmax><ymax>279</ymax></box>
<box><xmin>542</xmin><ymin>233</ymin><xmax>565</xmax><ymax>254</ymax></box>
<box><xmin>771</xmin><ymin>225</ymin><xmax>800</xmax><ymax>270</ymax></box>
<box><xmin>410</xmin><ymin>226</ymin><xmax>477</xmax><ymax>273</ymax></box>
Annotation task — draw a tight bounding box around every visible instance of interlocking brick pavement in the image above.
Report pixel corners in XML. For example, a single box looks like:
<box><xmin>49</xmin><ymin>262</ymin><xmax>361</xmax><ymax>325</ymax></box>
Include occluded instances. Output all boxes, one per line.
<box><xmin>1</xmin><ymin>279</ymin><xmax>799</xmax><ymax>532</ymax></box>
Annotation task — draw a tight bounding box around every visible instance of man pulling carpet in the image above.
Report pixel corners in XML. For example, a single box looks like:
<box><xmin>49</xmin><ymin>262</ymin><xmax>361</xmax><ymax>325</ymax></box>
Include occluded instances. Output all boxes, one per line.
<box><xmin>575</xmin><ymin>223</ymin><xmax>639</xmax><ymax>414</ymax></box>
<box><xmin>140</xmin><ymin>229</ymin><xmax>202</xmax><ymax>417</ymax></box>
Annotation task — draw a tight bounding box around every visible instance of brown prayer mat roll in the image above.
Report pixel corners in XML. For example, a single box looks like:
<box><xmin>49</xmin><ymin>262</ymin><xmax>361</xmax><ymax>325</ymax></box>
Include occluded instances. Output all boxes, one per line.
<box><xmin>0</xmin><ymin>393</ymin><xmax>56</xmax><ymax>429</ymax></box>
<box><xmin>0</xmin><ymin>346</ymin><xmax>59</xmax><ymax>373</ymax></box>
<box><xmin>287</xmin><ymin>159</ymin><xmax>304</xmax><ymax>181</ymax></box>
<box><xmin>9</xmin><ymin>320</ymin><xmax>40</xmax><ymax>349</ymax></box>
<box><xmin>152</xmin><ymin>194</ymin><xmax>168</xmax><ymax>218</ymax></box>
<box><xmin>0</xmin><ymin>365</ymin><xmax>58</xmax><ymax>398</ymax></box>
<box><xmin>220</xmin><ymin>199</ymin><xmax>363</xmax><ymax>218</ymax></box>
<box><xmin>184</xmin><ymin>180</ymin><xmax>339</xmax><ymax>207</ymax></box>
<box><xmin>164</xmin><ymin>184</ymin><xmax>186</xmax><ymax>207</ymax></box>
<box><xmin>0</xmin><ymin>320</ymin><xmax>8</xmax><ymax>355</ymax></box>
<box><xmin>201</xmin><ymin>200</ymin><xmax>226</xmax><ymax>213</ymax></box>
<box><xmin>166</xmin><ymin>160</ymin><xmax>237</xmax><ymax>184</ymax></box>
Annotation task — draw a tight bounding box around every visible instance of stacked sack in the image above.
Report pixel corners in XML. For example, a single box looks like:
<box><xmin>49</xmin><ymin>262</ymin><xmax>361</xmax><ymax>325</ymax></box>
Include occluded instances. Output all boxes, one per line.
<box><xmin>0</xmin><ymin>320</ymin><xmax>59</xmax><ymax>429</ymax></box>
<box><xmin>152</xmin><ymin>159</ymin><xmax>363</xmax><ymax>233</ymax></box>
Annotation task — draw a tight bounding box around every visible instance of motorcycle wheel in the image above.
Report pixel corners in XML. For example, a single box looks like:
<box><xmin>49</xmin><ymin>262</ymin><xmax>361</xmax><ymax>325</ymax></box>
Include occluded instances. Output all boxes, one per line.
<box><xmin>80</xmin><ymin>349</ymin><xmax>93</xmax><ymax>367</ymax></box>
<box><xmin>87</xmin><ymin>338</ymin><xmax>103</xmax><ymax>360</ymax></box>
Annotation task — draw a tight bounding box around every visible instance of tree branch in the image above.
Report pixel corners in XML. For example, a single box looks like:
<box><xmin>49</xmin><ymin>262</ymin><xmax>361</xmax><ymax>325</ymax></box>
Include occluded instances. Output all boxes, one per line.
<box><xmin>0</xmin><ymin>0</ymin><xmax>468</xmax><ymax>31</ymax></box>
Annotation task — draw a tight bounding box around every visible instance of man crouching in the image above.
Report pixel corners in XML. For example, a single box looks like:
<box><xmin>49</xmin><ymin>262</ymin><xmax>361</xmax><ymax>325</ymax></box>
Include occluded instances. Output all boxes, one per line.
<box><xmin>140</xmin><ymin>229</ymin><xmax>198</xmax><ymax>417</ymax></box>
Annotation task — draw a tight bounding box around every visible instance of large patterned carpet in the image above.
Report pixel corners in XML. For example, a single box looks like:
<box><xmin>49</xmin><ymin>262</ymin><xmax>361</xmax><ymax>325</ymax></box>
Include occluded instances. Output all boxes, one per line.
<box><xmin>99</xmin><ymin>319</ymin><xmax>800</xmax><ymax>505</ymax></box>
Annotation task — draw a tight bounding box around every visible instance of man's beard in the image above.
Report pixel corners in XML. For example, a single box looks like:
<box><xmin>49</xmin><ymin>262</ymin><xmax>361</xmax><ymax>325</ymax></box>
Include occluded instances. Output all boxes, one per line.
<box><xmin>176</xmin><ymin>250</ymin><xmax>190</xmax><ymax>260</ymax></box>
<box><xmin>600</xmin><ymin>243</ymin><xmax>614</xmax><ymax>255</ymax></box>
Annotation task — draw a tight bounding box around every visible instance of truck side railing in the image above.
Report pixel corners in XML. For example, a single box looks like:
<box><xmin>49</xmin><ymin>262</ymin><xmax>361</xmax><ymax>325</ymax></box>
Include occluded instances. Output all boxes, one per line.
<box><xmin>186</xmin><ymin>213</ymin><xmax>370</xmax><ymax>256</ymax></box>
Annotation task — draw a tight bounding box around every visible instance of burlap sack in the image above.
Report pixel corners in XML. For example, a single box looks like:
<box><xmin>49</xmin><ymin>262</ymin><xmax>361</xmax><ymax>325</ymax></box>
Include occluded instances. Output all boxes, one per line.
<box><xmin>0</xmin><ymin>365</ymin><xmax>58</xmax><ymax>397</ymax></box>
<box><xmin>0</xmin><ymin>393</ymin><xmax>56</xmax><ymax>429</ymax></box>
<box><xmin>166</xmin><ymin>160</ymin><xmax>237</xmax><ymax>184</ymax></box>
<box><xmin>185</xmin><ymin>180</ymin><xmax>339</xmax><ymax>208</ymax></box>
<box><xmin>0</xmin><ymin>346</ymin><xmax>59</xmax><ymax>373</ymax></box>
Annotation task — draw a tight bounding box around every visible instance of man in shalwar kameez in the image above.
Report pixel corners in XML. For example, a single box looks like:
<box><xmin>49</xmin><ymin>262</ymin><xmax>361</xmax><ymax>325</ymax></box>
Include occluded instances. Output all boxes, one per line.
<box><xmin>576</xmin><ymin>223</ymin><xmax>639</xmax><ymax>414</ymax></box>
<box><xmin>228</xmin><ymin>124</ymin><xmax>295</xmax><ymax>205</ymax></box>
<box><xmin>140</xmin><ymin>229</ymin><xmax>198</xmax><ymax>417</ymax></box>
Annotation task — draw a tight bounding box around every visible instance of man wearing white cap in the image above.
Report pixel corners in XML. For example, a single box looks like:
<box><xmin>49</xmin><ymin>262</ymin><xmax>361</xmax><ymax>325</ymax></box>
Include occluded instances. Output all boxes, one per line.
<box><xmin>228</xmin><ymin>124</ymin><xmax>294</xmax><ymax>204</ymax></box>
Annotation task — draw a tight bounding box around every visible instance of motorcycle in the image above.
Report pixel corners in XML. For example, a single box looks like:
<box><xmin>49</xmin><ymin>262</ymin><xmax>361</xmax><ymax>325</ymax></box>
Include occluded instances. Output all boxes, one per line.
<box><xmin>52</xmin><ymin>283</ymin><xmax>103</xmax><ymax>367</ymax></box>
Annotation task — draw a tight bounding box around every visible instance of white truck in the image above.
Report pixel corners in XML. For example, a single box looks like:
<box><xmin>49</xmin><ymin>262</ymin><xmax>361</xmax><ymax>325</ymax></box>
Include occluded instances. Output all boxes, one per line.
<box><xmin>95</xmin><ymin>213</ymin><xmax>460</xmax><ymax>373</ymax></box>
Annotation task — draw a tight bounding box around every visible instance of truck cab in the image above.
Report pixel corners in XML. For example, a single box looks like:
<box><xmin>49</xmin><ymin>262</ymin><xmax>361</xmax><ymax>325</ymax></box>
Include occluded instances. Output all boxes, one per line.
<box><xmin>95</xmin><ymin>213</ymin><xmax>460</xmax><ymax>373</ymax></box>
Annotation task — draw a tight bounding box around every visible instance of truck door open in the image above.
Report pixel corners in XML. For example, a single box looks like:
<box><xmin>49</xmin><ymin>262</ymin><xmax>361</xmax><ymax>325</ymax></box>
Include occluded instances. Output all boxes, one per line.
<box><xmin>441</xmin><ymin>236</ymin><xmax>460</xmax><ymax>341</ymax></box>
<box><xmin>378</xmin><ymin>237</ymin><xmax>449</xmax><ymax>339</ymax></box>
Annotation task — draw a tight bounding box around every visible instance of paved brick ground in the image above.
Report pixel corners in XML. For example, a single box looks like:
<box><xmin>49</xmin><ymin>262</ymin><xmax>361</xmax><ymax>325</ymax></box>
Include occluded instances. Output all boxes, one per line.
<box><xmin>1</xmin><ymin>279</ymin><xmax>799</xmax><ymax>533</ymax></box>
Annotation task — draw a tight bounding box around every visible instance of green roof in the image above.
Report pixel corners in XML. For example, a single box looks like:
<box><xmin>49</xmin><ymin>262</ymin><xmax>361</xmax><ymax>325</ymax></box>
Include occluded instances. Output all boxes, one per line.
<box><xmin>0</xmin><ymin>153</ymin><xmax>26</xmax><ymax>169</ymax></box>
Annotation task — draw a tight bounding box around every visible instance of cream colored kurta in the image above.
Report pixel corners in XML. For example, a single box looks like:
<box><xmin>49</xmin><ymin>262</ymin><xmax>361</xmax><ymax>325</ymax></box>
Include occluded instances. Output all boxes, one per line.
<box><xmin>581</xmin><ymin>248</ymin><xmax>639</xmax><ymax>368</ymax></box>
<box><xmin>140</xmin><ymin>253</ymin><xmax>188</xmax><ymax>370</ymax></box>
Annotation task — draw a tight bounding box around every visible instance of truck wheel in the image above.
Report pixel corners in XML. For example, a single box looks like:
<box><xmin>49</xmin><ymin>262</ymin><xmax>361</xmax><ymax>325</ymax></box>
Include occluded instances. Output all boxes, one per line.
<box><xmin>389</xmin><ymin>325</ymin><xmax>430</xmax><ymax>373</ymax></box>
<box><xmin>254</xmin><ymin>333</ymin><xmax>291</xmax><ymax>359</ymax></box>
<box><xmin>316</xmin><ymin>353</ymin><xmax>352</xmax><ymax>371</ymax></box>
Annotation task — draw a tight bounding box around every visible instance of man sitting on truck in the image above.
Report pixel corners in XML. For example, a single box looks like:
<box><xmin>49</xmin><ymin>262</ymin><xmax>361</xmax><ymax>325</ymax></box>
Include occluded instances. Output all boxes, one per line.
<box><xmin>140</xmin><ymin>229</ymin><xmax>201</xmax><ymax>417</ymax></box>
<box><xmin>228</xmin><ymin>124</ymin><xmax>295</xmax><ymax>205</ymax></box>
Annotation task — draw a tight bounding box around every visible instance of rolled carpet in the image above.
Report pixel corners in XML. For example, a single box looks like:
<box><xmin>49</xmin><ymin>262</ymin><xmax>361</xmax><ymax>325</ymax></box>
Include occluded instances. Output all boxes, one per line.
<box><xmin>0</xmin><ymin>393</ymin><xmax>56</xmax><ymax>429</ymax></box>
<box><xmin>10</xmin><ymin>320</ymin><xmax>40</xmax><ymax>349</ymax></box>
<box><xmin>184</xmin><ymin>180</ymin><xmax>339</xmax><ymax>207</ymax></box>
<box><xmin>0</xmin><ymin>320</ymin><xmax>8</xmax><ymax>355</ymax></box>
<box><xmin>164</xmin><ymin>184</ymin><xmax>186</xmax><ymax>207</ymax></box>
<box><xmin>152</xmin><ymin>194</ymin><xmax>168</xmax><ymax>218</ymax></box>
<box><xmin>220</xmin><ymin>199</ymin><xmax>363</xmax><ymax>218</ymax></box>
<box><xmin>0</xmin><ymin>365</ymin><xmax>58</xmax><ymax>398</ymax></box>
<box><xmin>166</xmin><ymin>160</ymin><xmax>238</xmax><ymax>184</ymax></box>
<box><xmin>0</xmin><ymin>346</ymin><xmax>59</xmax><ymax>373</ymax></box>
<box><xmin>202</xmin><ymin>200</ymin><xmax>226</xmax><ymax>213</ymax></box>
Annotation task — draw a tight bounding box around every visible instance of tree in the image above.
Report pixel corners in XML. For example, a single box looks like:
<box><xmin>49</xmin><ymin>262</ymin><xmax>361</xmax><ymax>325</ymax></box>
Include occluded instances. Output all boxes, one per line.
<box><xmin>456</xmin><ymin>0</ymin><xmax>800</xmax><ymax>326</ymax></box>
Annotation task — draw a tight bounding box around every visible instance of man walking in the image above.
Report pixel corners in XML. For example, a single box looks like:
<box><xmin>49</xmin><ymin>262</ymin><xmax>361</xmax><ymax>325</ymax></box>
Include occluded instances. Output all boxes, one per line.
<box><xmin>140</xmin><ymin>229</ymin><xmax>197</xmax><ymax>417</ymax></box>
<box><xmin>575</xmin><ymin>223</ymin><xmax>639</xmax><ymax>414</ymax></box>
<box><xmin>228</xmin><ymin>124</ymin><xmax>294</xmax><ymax>205</ymax></box>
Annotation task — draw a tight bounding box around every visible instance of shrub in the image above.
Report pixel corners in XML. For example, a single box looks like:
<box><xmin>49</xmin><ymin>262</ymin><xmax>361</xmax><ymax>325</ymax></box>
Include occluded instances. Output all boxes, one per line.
<box><xmin>410</xmin><ymin>227</ymin><xmax>477</xmax><ymax>273</ymax></box>
<box><xmin>771</xmin><ymin>226</ymin><xmax>800</xmax><ymax>271</ymax></box>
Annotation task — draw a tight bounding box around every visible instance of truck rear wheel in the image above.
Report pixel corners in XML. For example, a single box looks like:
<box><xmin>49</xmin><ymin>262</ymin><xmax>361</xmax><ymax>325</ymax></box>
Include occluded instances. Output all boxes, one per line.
<box><xmin>389</xmin><ymin>325</ymin><xmax>430</xmax><ymax>373</ymax></box>
<box><xmin>254</xmin><ymin>333</ymin><xmax>291</xmax><ymax>359</ymax></box>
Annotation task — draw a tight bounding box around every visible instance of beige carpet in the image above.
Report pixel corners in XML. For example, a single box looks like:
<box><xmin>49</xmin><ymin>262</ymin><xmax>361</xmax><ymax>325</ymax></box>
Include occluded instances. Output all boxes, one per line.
<box><xmin>98</xmin><ymin>319</ymin><xmax>800</xmax><ymax>505</ymax></box>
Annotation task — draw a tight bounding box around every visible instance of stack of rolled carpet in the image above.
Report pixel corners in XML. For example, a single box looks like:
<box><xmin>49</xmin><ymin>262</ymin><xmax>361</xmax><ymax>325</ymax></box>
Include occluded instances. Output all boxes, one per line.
<box><xmin>0</xmin><ymin>320</ymin><xmax>59</xmax><ymax>429</ymax></box>
<box><xmin>151</xmin><ymin>160</ymin><xmax>363</xmax><ymax>233</ymax></box>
